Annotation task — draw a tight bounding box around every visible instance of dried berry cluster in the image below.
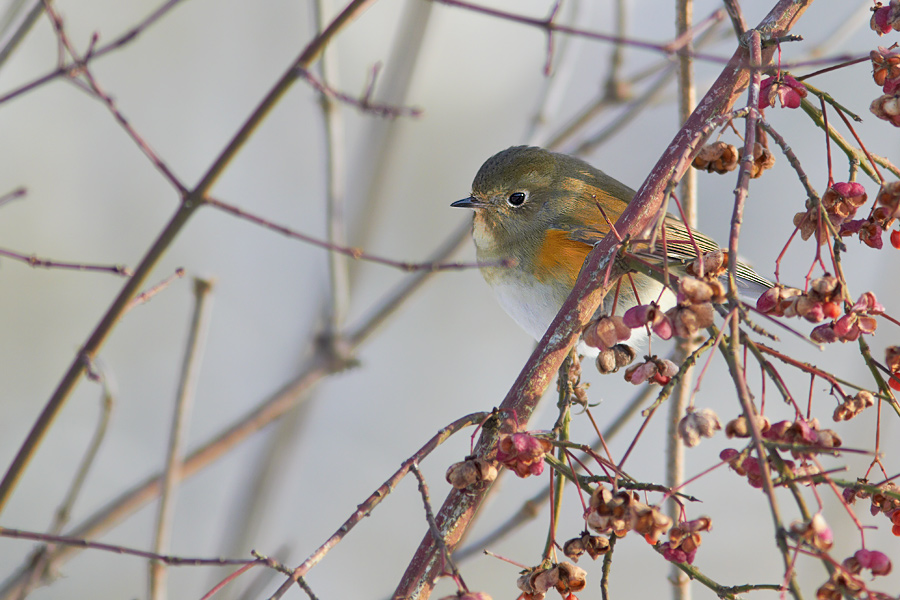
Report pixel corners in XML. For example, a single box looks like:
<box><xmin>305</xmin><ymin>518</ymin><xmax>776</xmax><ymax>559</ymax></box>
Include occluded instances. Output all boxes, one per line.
<box><xmin>623</xmin><ymin>355</ymin><xmax>679</xmax><ymax>386</ymax></box>
<box><xmin>793</xmin><ymin>183</ymin><xmax>868</xmax><ymax>245</ymax></box>
<box><xmin>790</xmin><ymin>514</ymin><xmax>834</xmax><ymax>551</ymax></box>
<box><xmin>581</xmin><ymin>315</ymin><xmax>636</xmax><ymax>375</ymax></box>
<box><xmin>816</xmin><ymin>549</ymin><xmax>893</xmax><ymax>600</ymax></box>
<box><xmin>763</xmin><ymin>418</ymin><xmax>842</xmax><ymax>459</ymax></box>
<box><xmin>886</xmin><ymin>345</ymin><xmax>900</xmax><ymax>391</ymax></box>
<box><xmin>871</xmin><ymin>0</ymin><xmax>900</xmax><ymax>34</ymax></box>
<box><xmin>496</xmin><ymin>431</ymin><xmax>554</xmax><ymax>478</ymax></box>
<box><xmin>759</xmin><ymin>73</ymin><xmax>807</xmax><ymax>109</ymax></box>
<box><xmin>677</xmin><ymin>407</ymin><xmax>722</xmax><ymax>448</ymax></box>
<box><xmin>720</xmin><ymin>447</ymin><xmax>797</xmax><ymax>489</ymax></box>
<box><xmin>840</xmin><ymin>181</ymin><xmax>900</xmax><ymax>249</ymax></box>
<box><xmin>584</xmin><ymin>485</ymin><xmax>673</xmax><ymax>545</ymax></box>
<box><xmin>720</xmin><ymin>416</ymin><xmax>843</xmax><ymax>487</ymax></box>
<box><xmin>446</xmin><ymin>430</ymin><xmax>552</xmax><ymax>490</ymax></box>
<box><xmin>843</xmin><ymin>480</ymin><xmax>900</xmax><ymax>536</ymax></box>
<box><xmin>584</xmin><ymin>248</ymin><xmax>742</xmax><ymax>378</ymax></box>
<box><xmin>659</xmin><ymin>517</ymin><xmax>712</xmax><ymax>565</ymax></box>
<box><xmin>756</xmin><ymin>275</ymin><xmax>885</xmax><ymax>344</ymax></box>
<box><xmin>516</xmin><ymin>561</ymin><xmax>586</xmax><ymax>600</ymax></box>
<box><xmin>869</xmin><ymin>4</ymin><xmax>900</xmax><ymax>129</ymax></box>
<box><xmin>691</xmin><ymin>141</ymin><xmax>774</xmax><ymax>178</ymax></box>
<box><xmin>832</xmin><ymin>390</ymin><xmax>876</xmax><ymax>421</ymax></box>
<box><xmin>562</xmin><ymin>532</ymin><xmax>611</xmax><ymax>562</ymax></box>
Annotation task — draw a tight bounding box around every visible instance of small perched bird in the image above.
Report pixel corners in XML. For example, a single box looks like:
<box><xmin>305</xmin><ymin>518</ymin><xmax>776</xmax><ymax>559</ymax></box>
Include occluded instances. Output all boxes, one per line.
<box><xmin>451</xmin><ymin>145</ymin><xmax>769</xmax><ymax>343</ymax></box>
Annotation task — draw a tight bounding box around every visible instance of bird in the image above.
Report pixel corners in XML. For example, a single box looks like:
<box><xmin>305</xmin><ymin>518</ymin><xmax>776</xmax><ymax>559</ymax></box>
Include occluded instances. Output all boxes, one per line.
<box><xmin>451</xmin><ymin>145</ymin><xmax>770</xmax><ymax>346</ymax></box>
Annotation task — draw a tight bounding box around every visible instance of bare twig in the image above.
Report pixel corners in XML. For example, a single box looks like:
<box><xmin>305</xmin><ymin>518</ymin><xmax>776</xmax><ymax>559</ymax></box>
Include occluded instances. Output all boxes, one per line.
<box><xmin>434</xmin><ymin>0</ymin><xmax>727</xmax><ymax>64</ymax></box>
<box><xmin>150</xmin><ymin>278</ymin><xmax>215</xmax><ymax>600</ymax></box>
<box><xmin>126</xmin><ymin>268</ymin><xmax>187</xmax><ymax>311</ymax></box>
<box><xmin>313</xmin><ymin>0</ymin><xmax>350</xmax><ymax>337</ymax></box>
<box><xmin>0</xmin><ymin>1</ymin><xmax>44</xmax><ymax>70</ymax></box>
<box><xmin>721</xmin><ymin>0</ymin><xmax>747</xmax><ymax>37</ymax></box>
<box><xmin>0</xmin><ymin>187</ymin><xmax>26</xmax><ymax>207</ymax></box>
<box><xmin>553</xmin><ymin>15</ymin><xmax>723</xmax><ymax>153</ymax></box>
<box><xmin>297</xmin><ymin>67</ymin><xmax>422</xmax><ymax>118</ymax></box>
<box><xmin>206</xmin><ymin>196</ymin><xmax>509</xmax><ymax>273</ymax></box>
<box><xmin>726</xmin><ymin>29</ymin><xmax>801</xmax><ymax>600</ymax></box>
<box><xmin>0</xmin><ymin>0</ymin><xmax>190</xmax><ymax>105</ymax></box>
<box><xmin>15</xmin><ymin>371</ymin><xmax>116</xmax><ymax>598</ymax></box>
<box><xmin>0</xmin><ymin>248</ymin><xmax>131</xmax><ymax>277</ymax></box>
<box><xmin>410</xmin><ymin>465</ymin><xmax>468</xmax><ymax>593</ymax></box>
<box><xmin>0</xmin><ymin>527</ymin><xmax>252</xmax><ymax>567</ymax></box>
<box><xmin>37</xmin><ymin>2</ymin><xmax>186</xmax><ymax>193</ymax></box>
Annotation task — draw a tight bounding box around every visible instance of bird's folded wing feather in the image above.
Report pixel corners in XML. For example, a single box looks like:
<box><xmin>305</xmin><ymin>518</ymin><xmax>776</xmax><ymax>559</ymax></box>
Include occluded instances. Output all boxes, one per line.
<box><xmin>566</xmin><ymin>215</ymin><xmax>772</xmax><ymax>294</ymax></box>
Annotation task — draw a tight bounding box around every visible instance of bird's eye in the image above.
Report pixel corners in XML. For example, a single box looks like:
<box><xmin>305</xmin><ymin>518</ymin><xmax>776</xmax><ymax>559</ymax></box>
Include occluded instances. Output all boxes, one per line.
<box><xmin>507</xmin><ymin>191</ymin><xmax>527</xmax><ymax>207</ymax></box>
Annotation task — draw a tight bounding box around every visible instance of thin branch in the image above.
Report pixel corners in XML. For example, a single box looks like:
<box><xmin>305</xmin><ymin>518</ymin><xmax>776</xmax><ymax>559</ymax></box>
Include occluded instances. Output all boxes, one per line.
<box><xmin>727</xmin><ymin>30</ymin><xmax>802</xmax><ymax>600</ymax></box>
<box><xmin>150</xmin><ymin>278</ymin><xmax>215</xmax><ymax>600</ymax></box>
<box><xmin>0</xmin><ymin>0</ymin><xmax>190</xmax><ymax>106</ymax></box>
<box><xmin>0</xmin><ymin>248</ymin><xmax>131</xmax><ymax>277</ymax></box>
<box><xmin>313</xmin><ymin>0</ymin><xmax>351</xmax><ymax>337</ymax></box>
<box><xmin>0</xmin><ymin>187</ymin><xmax>26</xmax><ymax>207</ymax></box>
<box><xmin>721</xmin><ymin>0</ymin><xmax>747</xmax><ymax>38</ymax></box>
<box><xmin>435</xmin><ymin>0</ymin><xmax>838</xmax><ymax>72</ymax></box>
<box><xmin>206</xmin><ymin>196</ymin><xmax>509</xmax><ymax>273</ymax></box>
<box><xmin>297</xmin><ymin>67</ymin><xmax>422</xmax><ymax>118</ymax></box>
<box><xmin>37</xmin><ymin>1</ymin><xmax>187</xmax><ymax>194</ymax></box>
<box><xmin>433</xmin><ymin>0</ymin><xmax>729</xmax><ymax>64</ymax></box>
<box><xmin>410</xmin><ymin>465</ymin><xmax>468</xmax><ymax>593</ymax></box>
<box><xmin>15</xmin><ymin>371</ymin><xmax>116</xmax><ymax>598</ymax></box>
<box><xmin>0</xmin><ymin>527</ymin><xmax>252</xmax><ymax>567</ymax></box>
<box><xmin>0</xmin><ymin>0</ymin><xmax>43</xmax><ymax>70</ymax></box>
<box><xmin>552</xmin><ymin>16</ymin><xmax>723</xmax><ymax>153</ymax></box>
<box><xmin>126</xmin><ymin>268</ymin><xmax>186</xmax><ymax>311</ymax></box>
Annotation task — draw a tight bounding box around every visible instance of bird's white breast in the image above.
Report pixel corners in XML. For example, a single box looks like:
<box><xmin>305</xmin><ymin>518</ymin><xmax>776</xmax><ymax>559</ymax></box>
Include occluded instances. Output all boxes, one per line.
<box><xmin>488</xmin><ymin>276</ymin><xmax>570</xmax><ymax>342</ymax></box>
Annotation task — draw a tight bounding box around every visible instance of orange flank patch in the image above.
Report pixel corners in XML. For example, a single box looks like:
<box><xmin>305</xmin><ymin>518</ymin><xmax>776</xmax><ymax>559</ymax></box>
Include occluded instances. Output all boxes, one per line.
<box><xmin>534</xmin><ymin>229</ymin><xmax>592</xmax><ymax>285</ymax></box>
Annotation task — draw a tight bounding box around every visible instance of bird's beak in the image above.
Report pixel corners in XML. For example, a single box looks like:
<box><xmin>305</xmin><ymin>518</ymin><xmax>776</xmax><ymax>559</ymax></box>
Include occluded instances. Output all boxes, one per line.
<box><xmin>451</xmin><ymin>196</ymin><xmax>483</xmax><ymax>209</ymax></box>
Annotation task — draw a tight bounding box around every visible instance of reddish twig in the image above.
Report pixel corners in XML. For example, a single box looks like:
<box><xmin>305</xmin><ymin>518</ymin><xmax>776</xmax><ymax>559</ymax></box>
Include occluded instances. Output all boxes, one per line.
<box><xmin>199</xmin><ymin>561</ymin><xmax>267</xmax><ymax>600</ymax></box>
<box><xmin>0</xmin><ymin>187</ymin><xmax>26</xmax><ymax>207</ymax></box>
<box><xmin>0</xmin><ymin>526</ymin><xmax>252</xmax><ymax>566</ymax></box>
<box><xmin>126</xmin><ymin>268</ymin><xmax>186</xmax><ymax>311</ymax></box>
<box><xmin>206</xmin><ymin>197</ymin><xmax>510</xmax><ymax>272</ymax></box>
<box><xmin>0</xmin><ymin>0</ymin><xmax>190</xmax><ymax>106</ymax></box>
<box><xmin>0</xmin><ymin>248</ymin><xmax>131</xmax><ymax>277</ymax></box>
<box><xmin>296</xmin><ymin>67</ymin><xmax>422</xmax><ymax>118</ymax></box>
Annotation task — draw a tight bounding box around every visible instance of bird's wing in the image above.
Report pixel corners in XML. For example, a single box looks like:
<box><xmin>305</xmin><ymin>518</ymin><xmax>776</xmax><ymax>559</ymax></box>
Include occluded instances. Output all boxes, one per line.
<box><xmin>662</xmin><ymin>217</ymin><xmax>772</xmax><ymax>291</ymax></box>
<box><xmin>567</xmin><ymin>214</ymin><xmax>772</xmax><ymax>293</ymax></box>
